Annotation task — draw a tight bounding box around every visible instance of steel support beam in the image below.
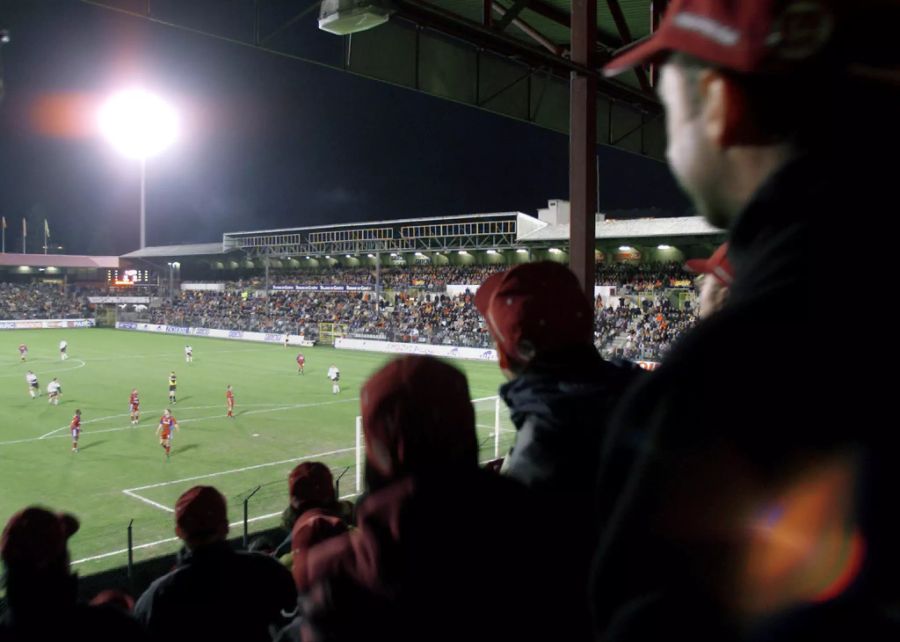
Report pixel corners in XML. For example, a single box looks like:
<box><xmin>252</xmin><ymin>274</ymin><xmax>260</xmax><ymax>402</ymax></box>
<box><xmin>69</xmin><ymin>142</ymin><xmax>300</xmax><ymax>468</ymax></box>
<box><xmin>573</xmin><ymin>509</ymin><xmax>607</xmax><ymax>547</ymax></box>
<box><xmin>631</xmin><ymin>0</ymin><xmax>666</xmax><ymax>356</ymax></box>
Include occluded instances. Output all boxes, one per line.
<box><xmin>491</xmin><ymin>2</ymin><xmax>563</xmax><ymax>56</ymax></box>
<box><xmin>569</xmin><ymin>0</ymin><xmax>597</xmax><ymax>299</ymax></box>
<box><xmin>494</xmin><ymin>0</ymin><xmax>530</xmax><ymax>32</ymax></box>
<box><xmin>396</xmin><ymin>1</ymin><xmax>658</xmax><ymax>111</ymax></box>
<box><xmin>649</xmin><ymin>0</ymin><xmax>667</xmax><ymax>87</ymax></box>
<box><xmin>522</xmin><ymin>0</ymin><xmax>622</xmax><ymax>52</ymax></box>
<box><xmin>606</xmin><ymin>0</ymin><xmax>652</xmax><ymax>93</ymax></box>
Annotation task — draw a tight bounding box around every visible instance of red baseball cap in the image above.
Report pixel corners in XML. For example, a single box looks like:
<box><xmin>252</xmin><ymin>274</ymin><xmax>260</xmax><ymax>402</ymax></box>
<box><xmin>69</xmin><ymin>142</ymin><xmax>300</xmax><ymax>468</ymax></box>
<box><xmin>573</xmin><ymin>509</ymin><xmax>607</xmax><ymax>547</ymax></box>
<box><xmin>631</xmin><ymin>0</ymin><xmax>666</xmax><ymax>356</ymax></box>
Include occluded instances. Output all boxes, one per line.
<box><xmin>474</xmin><ymin>261</ymin><xmax>593</xmax><ymax>366</ymax></box>
<box><xmin>291</xmin><ymin>509</ymin><xmax>348</xmax><ymax>591</ymax></box>
<box><xmin>361</xmin><ymin>355</ymin><xmax>477</xmax><ymax>480</ymax></box>
<box><xmin>685</xmin><ymin>242</ymin><xmax>734</xmax><ymax>286</ymax></box>
<box><xmin>175</xmin><ymin>485</ymin><xmax>229</xmax><ymax>542</ymax></box>
<box><xmin>603</xmin><ymin>0</ymin><xmax>838</xmax><ymax>77</ymax></box>
<box><xmin>1</xmin><ymin>507</ymin><xmax>79</xmax><ymax>571</ymax></box>
<box><xmin>288</xmin><ymin>462</ymin><xmax>336</xmax><ymax>509</ymax></box>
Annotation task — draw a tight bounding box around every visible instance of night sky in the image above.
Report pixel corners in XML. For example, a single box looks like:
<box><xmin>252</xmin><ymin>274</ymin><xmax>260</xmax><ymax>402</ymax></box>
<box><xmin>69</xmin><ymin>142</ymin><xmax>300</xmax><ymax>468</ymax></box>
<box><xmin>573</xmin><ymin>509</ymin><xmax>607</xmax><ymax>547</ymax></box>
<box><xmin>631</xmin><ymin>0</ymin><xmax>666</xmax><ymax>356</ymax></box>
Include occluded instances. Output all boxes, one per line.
<box><xmin>0</xmin><ymin>1</ymin><xmax>687</xmax><ymax>256</ymax></box>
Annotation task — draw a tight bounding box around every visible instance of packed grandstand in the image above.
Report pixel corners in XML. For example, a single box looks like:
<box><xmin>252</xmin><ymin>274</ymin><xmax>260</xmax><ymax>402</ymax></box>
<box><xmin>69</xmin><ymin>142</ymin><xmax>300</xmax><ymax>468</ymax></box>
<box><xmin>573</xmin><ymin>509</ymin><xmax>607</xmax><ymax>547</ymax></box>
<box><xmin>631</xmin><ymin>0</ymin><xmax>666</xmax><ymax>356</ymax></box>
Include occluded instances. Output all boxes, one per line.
<box><xmin>3</xmin><ymin>262</ymin><xmax>699</xmax><ymax>363</ymax></box>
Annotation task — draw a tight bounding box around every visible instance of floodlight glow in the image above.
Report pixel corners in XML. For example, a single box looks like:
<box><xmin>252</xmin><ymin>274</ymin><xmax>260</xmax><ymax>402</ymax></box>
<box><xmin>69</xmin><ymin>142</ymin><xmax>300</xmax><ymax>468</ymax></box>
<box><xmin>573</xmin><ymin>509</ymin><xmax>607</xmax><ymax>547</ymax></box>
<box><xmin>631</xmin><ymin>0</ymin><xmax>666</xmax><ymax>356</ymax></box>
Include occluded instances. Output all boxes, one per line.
<box><xmin>390</xmin><ymin>253</ymin><xmax>398</xmax><ymax>257</ymax></box>
<box><xmin>548</xmin><ymin>248</ymin><xmax>561</xmax><ymax>254</ymax></box>
<box><xmin>516</xmin><ymin>249</ymin><xmax>528</xmax><ymax>254</ymax></box>
<box><xmin>658</xmin><ymin>244</ymin><xmax>672</xmax><ymax>250</ymax></box>
<box><xmin>619</xmin><ymin>246</ymin><xmax>631</xmax><ymax>251</ymax></box>
<box><xmin>458</xmin><ymin>251</ymin><xmax>468</xmax><ymax>255</ymax></box>
<box><xmin>345</xmin><ymin>254</ymin><xmax>351</xmax><ymax>258</ymax></box>
<box><xmin>486</xmin><ymin>250</ymin><xmax>497</xmax><ymax>255</ymax></box>
<box><xmin>98</xmin><ymin>89</ymin><xmax>179</xmax><ymax>159</ymax></box>
<box><xmin>367</xmin><ymin>254</ymin><xmax>375</xmax><ymax>258</ymax></box>
<box><xmin>325</xmin><ymin>255</ymin><xmax>331</xmax><ymax>259</ymax></box>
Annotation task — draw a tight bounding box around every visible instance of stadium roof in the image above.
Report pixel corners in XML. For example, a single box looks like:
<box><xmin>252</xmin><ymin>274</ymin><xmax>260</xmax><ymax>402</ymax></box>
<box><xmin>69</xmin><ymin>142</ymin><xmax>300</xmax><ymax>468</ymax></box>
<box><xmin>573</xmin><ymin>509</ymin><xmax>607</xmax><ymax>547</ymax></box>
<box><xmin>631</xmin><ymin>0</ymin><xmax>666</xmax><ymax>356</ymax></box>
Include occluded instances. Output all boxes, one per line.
<box><xmin>121</xmin><ymin>208</ymin><xmax>721</xmax><ymax>262</ymax></box>
<box><xmin>0</xmin><ymin>253</ymin><xmax>119</xmax><ymax>269</ymax></box>
<box><xmin>83</xmin><ymin>0</ymin><xmax>666</xmax><ymax>158</ymax></box>
<box><xmin>517</xmin><ymin>214</ymin><xmax>724</xmax><ymax>243</ymax></box>
<box><xmin>120</xmin><ymin>243</ymin><xmax>232</xmax><ymax>260</ymax></box>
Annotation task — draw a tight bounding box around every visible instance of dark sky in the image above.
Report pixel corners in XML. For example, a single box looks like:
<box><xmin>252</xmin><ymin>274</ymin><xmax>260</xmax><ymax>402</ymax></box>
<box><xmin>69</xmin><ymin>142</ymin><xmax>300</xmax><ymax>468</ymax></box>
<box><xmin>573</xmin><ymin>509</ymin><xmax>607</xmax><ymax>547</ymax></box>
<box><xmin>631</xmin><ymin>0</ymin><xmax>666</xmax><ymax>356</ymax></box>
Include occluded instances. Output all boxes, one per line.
<box><xmin>0</xmin><ymin>1</ymin><xmax>687</xmax><ymax>256</ymax></box>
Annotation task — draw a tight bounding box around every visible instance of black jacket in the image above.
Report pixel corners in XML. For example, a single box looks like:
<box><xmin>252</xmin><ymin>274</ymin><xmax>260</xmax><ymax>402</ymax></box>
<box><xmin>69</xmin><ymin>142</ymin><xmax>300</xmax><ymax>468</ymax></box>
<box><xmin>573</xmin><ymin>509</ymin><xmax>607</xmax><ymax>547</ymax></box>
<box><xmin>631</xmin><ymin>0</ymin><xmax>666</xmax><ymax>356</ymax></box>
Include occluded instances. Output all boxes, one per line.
<box><xmin>133</xmin><ymin>541</ymin><xmax>297</xmax><ymax>642</ymax></box>
<box><xmin>591</xmin><ymin>152</ymin><xmax>899</xmax><ymax>641</ymax></box>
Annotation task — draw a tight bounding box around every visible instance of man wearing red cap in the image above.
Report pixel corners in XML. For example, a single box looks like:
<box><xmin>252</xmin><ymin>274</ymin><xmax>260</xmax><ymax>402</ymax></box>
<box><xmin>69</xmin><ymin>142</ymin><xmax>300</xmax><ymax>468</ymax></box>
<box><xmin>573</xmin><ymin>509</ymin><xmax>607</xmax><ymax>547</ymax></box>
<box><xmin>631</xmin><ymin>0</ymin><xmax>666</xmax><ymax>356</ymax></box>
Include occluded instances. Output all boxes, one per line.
<box><xmin>298</xmin><ymin>355</ymin><xmax>569</xmax><ymax>642</ymax></box>
<box><xmin>684</xmin><ymin>242</ymin><xmax>734</xmax><ymax>319</ymax></box>
<box><xmin>133</xmin><ymin>485</ymin><xmax>296</xmax><ymax>642</ymax></box>
<box><xmin>0</xmin><ymin>507</ymin><xmax>146</xmax><ymax>640</ymax></box>
<box><xmin>590</xmin><ymin>1</ymin><xmax>900</xmax><ymax>639</ymax></box>
<box><xmin>272</xmin><ymin>461</ymin><xmax>347</xmax><ymax>560</ymax></box>
<box><xmin>474</xmin><ymin>261</ymin><xmax>643</xmax><ymax>640</ymax></box>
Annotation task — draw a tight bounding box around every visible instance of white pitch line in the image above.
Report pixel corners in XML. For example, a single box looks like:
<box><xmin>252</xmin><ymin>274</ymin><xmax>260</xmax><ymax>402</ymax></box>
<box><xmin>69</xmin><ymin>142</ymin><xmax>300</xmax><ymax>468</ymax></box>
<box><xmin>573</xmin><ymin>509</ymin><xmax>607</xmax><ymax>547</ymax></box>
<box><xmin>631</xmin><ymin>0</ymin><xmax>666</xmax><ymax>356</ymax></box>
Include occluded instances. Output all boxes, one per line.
<box><xmin>5</xmin><ymin>398</ymin><xmax>359</xmax><ymax>447</ymax></box>
<box><xmin>124</xmin><ymin>446</ymin><xmax>357</xmax><ymax>493</ymax></box>
<box><xmin>72</xmin><ymin>491</ymin><xmax>362</xmax><ymax>566</ymax></box>
<box><xmin>122</xmin><ymin>490</ymin><xmax>175</xmax><ymax>513</ymax></box>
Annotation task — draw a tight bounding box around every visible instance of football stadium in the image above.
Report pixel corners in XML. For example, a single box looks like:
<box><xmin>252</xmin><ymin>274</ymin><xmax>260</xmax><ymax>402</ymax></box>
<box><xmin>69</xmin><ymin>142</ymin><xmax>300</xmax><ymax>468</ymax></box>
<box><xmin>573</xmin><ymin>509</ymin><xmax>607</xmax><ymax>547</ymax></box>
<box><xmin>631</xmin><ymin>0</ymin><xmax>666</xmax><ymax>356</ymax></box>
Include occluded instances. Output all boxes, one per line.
<box><xmin>1</xmin><ymin>1</ymin><xmax>897</xmax><ymax>641</ymax></box>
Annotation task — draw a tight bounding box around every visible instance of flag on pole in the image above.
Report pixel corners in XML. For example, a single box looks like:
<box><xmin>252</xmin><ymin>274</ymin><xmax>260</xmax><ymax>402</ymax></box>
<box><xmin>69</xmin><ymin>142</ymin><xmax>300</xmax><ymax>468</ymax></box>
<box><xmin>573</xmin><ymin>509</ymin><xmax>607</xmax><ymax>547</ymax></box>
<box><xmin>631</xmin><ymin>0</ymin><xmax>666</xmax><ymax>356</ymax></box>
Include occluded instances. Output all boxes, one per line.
<box><xmin>22</xmin><ymin>218</ymin><xmax>26</xmax><ymax>236</ymax></box>
<box><xmin>44</xmin><ymin>219</ymin><xmax>50</xmax><ymax>238</ymax></box>
<box><xmin>1</xmin><ymin>217</ymin><xmax>6</xmax><ymax>229</ymax></box>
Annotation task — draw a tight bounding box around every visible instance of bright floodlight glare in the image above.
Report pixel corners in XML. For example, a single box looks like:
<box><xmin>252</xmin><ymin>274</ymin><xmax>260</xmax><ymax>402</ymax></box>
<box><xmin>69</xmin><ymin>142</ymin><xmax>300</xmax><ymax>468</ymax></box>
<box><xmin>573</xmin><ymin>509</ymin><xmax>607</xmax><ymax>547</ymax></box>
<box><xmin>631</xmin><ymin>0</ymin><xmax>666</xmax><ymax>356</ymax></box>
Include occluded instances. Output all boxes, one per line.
<box><xmin>99</xmin><ymin>89</ymin><xmax>179</xmax><ymax>159</ymax></box>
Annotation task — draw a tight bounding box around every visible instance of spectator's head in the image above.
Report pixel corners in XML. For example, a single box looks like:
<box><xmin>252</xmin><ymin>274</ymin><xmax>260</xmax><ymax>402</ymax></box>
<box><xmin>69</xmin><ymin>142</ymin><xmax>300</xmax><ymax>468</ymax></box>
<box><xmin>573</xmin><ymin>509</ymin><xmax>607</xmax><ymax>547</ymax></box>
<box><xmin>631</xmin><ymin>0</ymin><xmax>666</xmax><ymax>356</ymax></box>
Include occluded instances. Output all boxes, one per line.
<box><xmin>291</xmin><ymin>510</ymin><xmax>348</xmax><ymax>592</ymax></box>
<box><xmin>288</xmin><ymin>462</ymin><xmax>337</xmax><ymax>513</ymax></box>
<box><xmin>1</xmin><ymin>507</ymin><xmax>79</xmax><ymax>610</ymax></box>
<box><xmin>685</xmin><ymin>243</ymin><xmax>734</xmax><ymax>319</ymax></box>
<box><xmin>604</xmin><ymin>0</ymin><xmax>898</xmax><ymax>228</ymax></box>
<box><xmin>475</xmin><ymin>262</ymin><xmax>593</xmax><ymax>376</ymax></box>
<box><xmin>174</xmin><ymin>485</ymin><xmax>229</xmax><ymax>549</ymax></box>
<box><xmin>361</xmin><ymin>355</ymin><xmax>477</xmax><ymax>489</ymax></box>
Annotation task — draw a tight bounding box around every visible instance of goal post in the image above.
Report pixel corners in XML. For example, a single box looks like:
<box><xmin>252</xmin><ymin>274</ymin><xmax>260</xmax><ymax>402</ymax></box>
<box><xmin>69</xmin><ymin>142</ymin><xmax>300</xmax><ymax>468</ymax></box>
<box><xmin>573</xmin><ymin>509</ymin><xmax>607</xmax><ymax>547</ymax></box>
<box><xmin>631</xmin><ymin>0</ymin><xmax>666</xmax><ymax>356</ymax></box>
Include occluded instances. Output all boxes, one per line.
<box><xmin>353</xmin><ymin>395</ymin><xmax>515</xmax><ymax>495</ymax></box>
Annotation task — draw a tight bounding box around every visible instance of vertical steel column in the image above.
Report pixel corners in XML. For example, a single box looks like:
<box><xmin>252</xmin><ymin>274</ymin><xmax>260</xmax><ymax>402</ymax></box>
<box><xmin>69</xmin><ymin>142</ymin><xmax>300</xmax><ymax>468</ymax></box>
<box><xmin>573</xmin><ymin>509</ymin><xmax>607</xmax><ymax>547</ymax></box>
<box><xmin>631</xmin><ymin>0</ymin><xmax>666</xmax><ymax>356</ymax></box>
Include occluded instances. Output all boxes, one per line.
<box><xmin>569</xmin><ymin>0</ymin><xmax>597</xmax><ymax>300</ymax></box>
<box><xmin>649</xmin><ymin>1</ymin><xmax>666</xmax><ymax>87</ymax></box>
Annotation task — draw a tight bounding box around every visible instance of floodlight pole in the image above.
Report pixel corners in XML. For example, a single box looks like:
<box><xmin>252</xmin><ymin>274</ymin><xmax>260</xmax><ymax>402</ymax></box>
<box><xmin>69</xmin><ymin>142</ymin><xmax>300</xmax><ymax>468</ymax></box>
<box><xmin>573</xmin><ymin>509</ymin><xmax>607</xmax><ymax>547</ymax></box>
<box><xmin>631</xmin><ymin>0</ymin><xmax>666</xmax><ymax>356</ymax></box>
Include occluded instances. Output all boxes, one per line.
<box><xmin>140</xmin><ymin>156</ymin><xmax>147</xmax><ymax>249</ymax></box>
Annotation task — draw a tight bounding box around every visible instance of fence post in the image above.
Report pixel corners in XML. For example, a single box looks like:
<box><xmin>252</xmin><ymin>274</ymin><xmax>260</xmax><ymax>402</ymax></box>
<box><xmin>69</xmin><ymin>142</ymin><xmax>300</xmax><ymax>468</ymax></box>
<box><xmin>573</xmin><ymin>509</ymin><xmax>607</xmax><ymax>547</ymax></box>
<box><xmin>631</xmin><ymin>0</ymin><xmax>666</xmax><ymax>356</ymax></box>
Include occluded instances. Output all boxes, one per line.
<box><xmin>127</xmin><ymin>519</ymin><xmax>134</xmax><ymax>587</ymax></box>
<box><xmin>334</xmin><ymin>466</ymin><xmax>350</xmax><ymax>498</ymax></box>
<box><xmin>355</xmin><ymin>416</ymin><xmax>363</xmax><ymax>494</ymax></box>
<box><xmin>243</xmin><ymin>486</ymin><xmax>261</xmax><ymax>549</ymax></box>
<box><xmin>494</xmin><ymin>396</ymin><xmax>501</xmax><ymax>459</ymax></box>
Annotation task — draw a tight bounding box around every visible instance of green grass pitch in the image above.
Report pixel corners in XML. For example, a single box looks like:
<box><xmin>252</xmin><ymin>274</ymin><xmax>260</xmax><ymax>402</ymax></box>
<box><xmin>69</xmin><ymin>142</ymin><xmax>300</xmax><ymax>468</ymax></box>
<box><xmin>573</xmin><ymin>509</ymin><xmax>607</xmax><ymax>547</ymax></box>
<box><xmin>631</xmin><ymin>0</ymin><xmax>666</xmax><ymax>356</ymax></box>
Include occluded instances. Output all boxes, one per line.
<box><xmin>0</xmin><ymin>329</ymin><xmax>510</xmax><ymax>577</ymax></box>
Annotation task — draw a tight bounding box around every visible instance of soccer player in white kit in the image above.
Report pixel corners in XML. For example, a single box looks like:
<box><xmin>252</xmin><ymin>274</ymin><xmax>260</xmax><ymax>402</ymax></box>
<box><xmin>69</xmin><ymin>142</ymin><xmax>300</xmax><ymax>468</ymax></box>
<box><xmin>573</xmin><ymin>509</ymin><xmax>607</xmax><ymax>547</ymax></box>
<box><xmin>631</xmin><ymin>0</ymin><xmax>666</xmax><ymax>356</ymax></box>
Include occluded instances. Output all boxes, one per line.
<box><xmin>59</xmin><ymin>339</ymin><xmax>69</xmax><ymax>360</ymax></box>
<box><xmin>327</xmin><ymin>365</ymin><xmax>340</xmax><ymax>394</ymax></box>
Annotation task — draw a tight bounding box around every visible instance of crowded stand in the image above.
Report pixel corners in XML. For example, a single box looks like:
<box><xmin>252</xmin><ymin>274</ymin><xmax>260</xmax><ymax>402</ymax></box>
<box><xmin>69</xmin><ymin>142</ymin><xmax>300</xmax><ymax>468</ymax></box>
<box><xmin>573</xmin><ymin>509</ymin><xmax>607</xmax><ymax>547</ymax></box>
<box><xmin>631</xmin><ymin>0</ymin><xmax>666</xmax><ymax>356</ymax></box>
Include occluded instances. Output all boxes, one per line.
<box><xmin>0</xmin><ymin>282</ymin><xmax>91</xmax><ymax>320</ymax></box>
<box><xmin>2</xmin><ymin>262</ymin><xmax>697</xmax><ymax>355</ymax></box>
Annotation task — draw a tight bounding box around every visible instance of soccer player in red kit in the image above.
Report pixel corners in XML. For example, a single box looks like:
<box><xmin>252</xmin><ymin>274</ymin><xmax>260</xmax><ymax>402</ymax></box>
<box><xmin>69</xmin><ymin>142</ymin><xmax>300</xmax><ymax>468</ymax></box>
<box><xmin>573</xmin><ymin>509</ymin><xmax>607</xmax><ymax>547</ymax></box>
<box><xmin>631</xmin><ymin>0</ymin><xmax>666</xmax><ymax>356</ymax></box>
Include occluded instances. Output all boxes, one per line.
<box><xmin>156</xmin><ymin>409</ymin><xmax>179</xmax><ymax>461</ymax></box>
<box><xmin>296</xmin><ymin>352</ymin><xmax>305</xmax><ymax>375</ymax></box>
<box><xmin>18</xmin><ymin>344</ymin><xmax>27</xmax><ymax>362</ymax></box>
<box><xmin>71</xmin><ymin>409</ymin><xmax>82</xmax><ymax>453</ymax></box>
<box><xmin>226</xmin><ymin>385</ymin><xmax>235</xmax><ymax>418</ymax></box>
<box><xmin>130</xmin><ymin>389</ymin><xmax>140</xmax><ymax>425</ymax></box>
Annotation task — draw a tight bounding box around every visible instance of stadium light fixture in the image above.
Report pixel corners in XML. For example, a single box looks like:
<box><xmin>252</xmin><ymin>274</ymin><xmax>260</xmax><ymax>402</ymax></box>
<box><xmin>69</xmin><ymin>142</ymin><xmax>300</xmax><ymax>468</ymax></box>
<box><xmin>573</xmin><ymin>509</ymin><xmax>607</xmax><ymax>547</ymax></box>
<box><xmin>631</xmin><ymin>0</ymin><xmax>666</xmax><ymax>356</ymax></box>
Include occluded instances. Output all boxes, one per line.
<box><xmin>390</xmin><ymin>253</ymin><xmax>398</xmax><ymax>257</ymax></box>
<box><xmin>619</xmin><ymin>245</ymin><xmax>632</xmax><ymax>251</ymax></box>
<box><xmin>345</xmin><ymin>254</ymin><xmax>351</xmax><ymax>258</ymax></box>
<box><xmin>98</xmin><ymin>88</ymin><xmax>179</xmax><ymax>249</ymax></box>
<box><xmin>658</xmin><ymin>244</ymin><xmax>673</xmax><ymax>250</ymax></box>
<box><xmin>516</xmin><ymin>249</ymin><xmax>528</xmax><ymax>254</ymax></box>
<box><xmin>548</xmin><ymin>248</ymin><xmax>561</xmax><ymax>254</ymax></box>
<box><xmin>486</xmin><ymin>250</ymin><xmax>497</xmax><ymax>255</ymax></box>
<box><xmin>458</xmin><ymin>250</ymin><xmax>468</xmax><ymax>255</ymax></box>
<box><xmin>325</xmin><ymin>255</ymin><xmax>331</xmax><ymax>259</ymax></box>
<box><xmin>367</xmin><ymin>253</ymin><xmax>375</xmax><ymax>258</ymax></box>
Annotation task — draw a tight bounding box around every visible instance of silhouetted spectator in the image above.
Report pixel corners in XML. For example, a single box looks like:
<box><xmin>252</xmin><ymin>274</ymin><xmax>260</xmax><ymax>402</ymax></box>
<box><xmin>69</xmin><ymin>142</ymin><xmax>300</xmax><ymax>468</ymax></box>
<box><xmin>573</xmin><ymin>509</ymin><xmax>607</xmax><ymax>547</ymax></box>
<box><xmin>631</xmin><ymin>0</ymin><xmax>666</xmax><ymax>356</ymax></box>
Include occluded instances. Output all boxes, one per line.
<box><xmin>0</xmin><ymin>506</ymin><xmax>146</xmax><ymax>641</ymax></box>
<box><xmin>300</xmin><ymin>355</ymin><xmax>568</xmax><ymax>642</ymax></box>
<box><xmin>133</xmin><ymin>486</ymin><xmax>297</xmax><ymax>642</ymax></box>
